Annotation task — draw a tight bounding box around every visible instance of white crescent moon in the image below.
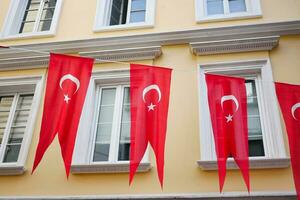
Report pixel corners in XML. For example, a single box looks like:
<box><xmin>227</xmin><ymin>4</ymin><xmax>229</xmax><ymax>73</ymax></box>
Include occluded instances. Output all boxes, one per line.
<box><xmin>142</xmin><ymin>84</ymin><xmax>161</xmax><ymax>103</ymax></box>
<box><xmin>221</xmin><ymin>95</ymin><xmax>239</xmax><ymax>112</ymax></box>
<box><xmin>59</xmin><ymin>74</ymin><xmax>80</xmax><ymax>94</ymax></box>
<box><xmin>291</xmin><ymin>102</ymin><xmax>300</xmax><ymax>120</ymax></box>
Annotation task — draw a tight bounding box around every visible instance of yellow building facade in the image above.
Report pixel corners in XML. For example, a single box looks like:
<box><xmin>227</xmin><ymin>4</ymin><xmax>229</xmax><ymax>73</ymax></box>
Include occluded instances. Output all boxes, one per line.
<box><xmin>0</xmin><ymin>0</ymin><xmax>300</xmax><ymax>199</ymax></box>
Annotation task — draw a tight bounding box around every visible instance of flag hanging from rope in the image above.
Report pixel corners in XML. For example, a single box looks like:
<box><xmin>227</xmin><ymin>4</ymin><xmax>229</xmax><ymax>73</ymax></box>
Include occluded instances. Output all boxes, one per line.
<box><xmin>275</xmin><ymin>82</ymin><xmax>300</xmax><ymax>200</ymax></box>
<box><xmin>129</xmin><ymin>64</ymin><xmax>172</xmax><ymax>188</ymax></box>
<box><xmin>32</xmin><ymin>53</ymin><xmax>94</xmax><ymax>176</ymax></box>
<box><xmin>205</xmin><ymin>73</ymin><xmax>250</xmax><ymax>192</ymax></box>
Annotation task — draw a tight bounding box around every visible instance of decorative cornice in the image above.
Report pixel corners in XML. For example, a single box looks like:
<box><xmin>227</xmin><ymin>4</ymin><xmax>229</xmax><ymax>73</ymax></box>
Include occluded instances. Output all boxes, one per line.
<box><xmin>0</xmin><ymin>166</ymin><xmax>25</xmax><ymax>175</ymax></box>
<box><xmin>0</xmin><ymin>55</ymin><xmax>49</xmax><ymax>70</ymax></box>
<box><xmin>0</xmin><ymin>20</ymin><xmax>300</xmax><ymax>69</ymax></box>
<box><xmin>197</xmin><ymin>158</ymin><xmax>290</xmax><ymax>170</ymax></box>
<box><xmin>190</xmin><ymin>36</ymin><xmax>279</xmax><ymax>55</ymax></box>
<box><xmin>71</xmin><ymin>162</ymin><xmax>151</xmax><ymax>174</ymax></box>
<box><xmin>80</xmin><ymin>46</ymin><xmax>162</xmax><ymax>63</ymax></box>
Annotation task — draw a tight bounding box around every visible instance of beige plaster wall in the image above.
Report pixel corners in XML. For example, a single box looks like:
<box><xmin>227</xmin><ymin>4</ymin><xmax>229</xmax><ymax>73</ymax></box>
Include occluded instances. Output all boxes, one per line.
<box><xmin>0</xmin><ymin>0</ymin><xmax>300</xmax><ymax>46</ymax></box>
<box><xmin>0</xmin><ymin>36</ymin><xmax>299</xmax><ymax>196</ymax></box>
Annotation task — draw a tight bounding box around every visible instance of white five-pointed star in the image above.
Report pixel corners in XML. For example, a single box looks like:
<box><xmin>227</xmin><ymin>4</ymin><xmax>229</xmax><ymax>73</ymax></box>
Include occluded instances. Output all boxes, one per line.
<box><xmin>147</xmin><ymin>102</ymin><xmax>156</xmax><ymax>111</ymax></box>
<box><xmin>225</xmin><ymin>114</ymin><xmax>233</xmax><ymax>123</ymax></box>
<box><xmin>64</xmin><ymin>94</ymin><xmax>71</xmax><ymax>104</ymax></box>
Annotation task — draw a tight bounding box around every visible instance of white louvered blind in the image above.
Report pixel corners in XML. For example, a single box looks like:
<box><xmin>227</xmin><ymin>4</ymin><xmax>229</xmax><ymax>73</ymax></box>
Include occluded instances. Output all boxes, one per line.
<box><xmin>0</xmin><ymin>94</ymin><xmax>33</xmax><ymax>163</ymax></box>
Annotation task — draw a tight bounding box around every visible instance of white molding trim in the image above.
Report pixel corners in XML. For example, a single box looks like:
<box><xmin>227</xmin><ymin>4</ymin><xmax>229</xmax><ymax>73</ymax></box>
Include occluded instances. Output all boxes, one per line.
<box><xmin>0</xmin><ymin>75</ymin><xmax>44</xmax><ymax>175</ymax></box>
<box><xmin>0</xmin><ymin>20</ymin><xmax>300</xmax><ymax>69</ymax></box>
<box><xmin>198</xmin><ymin>59</ymin><xmax>287</xmax><ymax>163</ymax></box>
<box><xmin>0</xmin><ymin>191</ymin><xmax>296</xmax><ymax>199</ymax></box>
<box><xmin>0</xmin><ymin>31</ymin><xmax>56</xmax><ymax>42</ymax></box>
<box><xmin>71</xmin><ymin>162</ymin><xmax>151</xmax><ymax>174</ymax></box>
<box><xmin>0</xmin><ymin>0</ymin><xmax>63</xmax><ymax>40</ymax></box>
<box><xmin>197</xmin><ymin>157</ymin><xmax>290</xmax><ymax>170</ymax></box>
<box><xmin>73</xmin><ymin>69</ymin><xmax>130</xmax><ymax>165</ymax></box>
<box><xmin>0</xmin><ymin>166</ymin><xmax>25</xmax><ymax>175</ymax></box>
<box><xmin>93</xmin><ymin>0</ymin><xmax>156</xmax><ymax>32</ymax></box>
<box><xmin>190</xmin><ymin>36</ymin><xmax>279</xmax><ymax>55</ymax></box>
<box><xmin>195</xmin><ymin>0</ymin><xmax>262</xmax><ymax>23</ymax></box>
<box><xmin>80</xmin><ymin>46</ymin><xmax>162</xmax><ymax>63</ymax></box>
<box><xmin>73</xmin><ymin>69</ymin><xmax>150</xmax><ymax>171</ymax></box>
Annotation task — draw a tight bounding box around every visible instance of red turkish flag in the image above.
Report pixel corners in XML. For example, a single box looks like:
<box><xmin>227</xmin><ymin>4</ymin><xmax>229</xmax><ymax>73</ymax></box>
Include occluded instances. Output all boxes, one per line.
<box><xmin>205</xmin><ymin>73</ymin><xmax>250</xmax><ymax>192</ymax></box>
<box><xmin>32</xmin><ymin>53</ymin><xmax>94</xmax><ymax>176</ymax></box>
<box><xmin>275</xmin><ymin>82</ymin><xmax>300</xmax><ymax>200</ymax></box>
<box><xmin>129</xmin><ymin>64</ymin><xmax>172</xmax><ymax>187</ymax></box>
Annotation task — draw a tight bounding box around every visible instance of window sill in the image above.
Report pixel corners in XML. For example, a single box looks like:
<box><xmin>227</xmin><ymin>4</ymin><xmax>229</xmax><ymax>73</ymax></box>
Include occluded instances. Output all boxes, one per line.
<box><xmin>196</xmin><ymin>13</ymin><xmax>262</xmax><ymax>23</ymax></box>
<box><xmin>0</xmin><ymin>31</ymin><xmax>55</xmax><ymax>41</ymax></box>
<box><xmin>0</xmin><ymin>166</ymin><xmax>25</xmax><ymax>175</ymax></box>
<box><xmin>71</xmin><ymin>162</ymin><xmax>151</xmax><ymax>174</ymax></box>
<box><xmin>93</xmin><ymin>23</ymin><xmax>154</xmax><ymax>33</ymax></box>
<box><xmin>197</xmin><ymin>157</ymin><xmax>290</xmax><ymax>170</ymax></box>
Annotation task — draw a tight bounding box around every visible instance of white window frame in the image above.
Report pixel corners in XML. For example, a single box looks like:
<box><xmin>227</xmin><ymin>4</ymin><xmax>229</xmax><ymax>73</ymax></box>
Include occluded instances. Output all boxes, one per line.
<box><xmin>72</xmin><ymin>69</ymin><xmax>150</xmax><ymax>173</ymax></box>
<box><xmin>0</xmin><ymin>75</ymin><xmax>44</xmax><ymax>175</ymax></box>
<box><xmin>197</xmin><ymin>59</ymin><xmax>288</xmax><ymax>170</ymax></box>
<box><xmin>91</xmin><ymin>84</ymin><xmax>131</xmax><ymax>164</ymax></box>
<box><xmin>195</xmin><ymin>0</ymin><xmax>262</xmax><ymax>23</ymax></box>
<box><xmin>0</xmin><ymin>0</ymin><xmax>63</xmax><ymax>40</ymax></box>
<box><xmin>94</xmin><ymin>0</ymin><xmax>156</xmax><ymax>32</ymax></box>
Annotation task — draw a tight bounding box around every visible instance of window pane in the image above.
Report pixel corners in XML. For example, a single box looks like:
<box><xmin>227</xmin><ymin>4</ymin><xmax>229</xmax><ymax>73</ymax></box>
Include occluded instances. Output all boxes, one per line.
<box><xmin>246</xmin><ymin>80</ymin><xmax>264</xmax><ymax>156</ymax></box>
<box><xmin>3</xmin><ymin>145</ymin><xmax>21</xmax><ymax>163</ymax></box>
<box><xmin>93</xmin><ymin>143</ymin><xmax>110</xmax><ymax>162</ymax></box>
<box><xmin>93</xmin><ymin>88</ymin><xmax>116</xmax><ymax>162</ymax></box>
<box><xmin>0</xmin><ymin>96</ymin><xmax>14</xmax><ymax>146</ymax></box>
<box><xmin>95</xmin><ymin>124</ymin><xmax>113</xmax><ymax>142</ymax></box>
<box><xmin>229</xmin><ymin>0</ymin><xmax>246</xmax><ymax>13</ymax></box>
<box><xmin>13</xmin><ymin>95</ymin><xmax>33</xmax><ymax>127</ymax></box>
<box><xmin>0</xmin><ymin>96</ymin><xmax>14</xmax><ymax>111</ymax></box>
<box><xmin>207</xmin><ymin>0</ymin><xmax>224</xmax><ymax>15</ymax></box>
<box><xmin>27</xmin><ymin>0</ymin><xmax>41</xmax><ymax>10</ymax></box>
<box><xmin>130</xmin><ymin>11</ymin><xmax>146</xmax><ymax>22</ymax></box>
<box><xmin>7</xmin><ymin>127</ymin><xmax>25</xmax><ymax>144</ymax></box>
<box><xmin>249</xmin><ymin>140</ymin><xmax>265</xmax><ymax>157</ymax></box>
<box><xmin>39</xmin><ymin>0</ymin><xmax>56</xmax><ymax>31</ymax></box>
<box><xmin>38</xmin><ymin>19</ymin><xmax>53</xmax><ymax>31</ymax></box>
<box><xmin>43</xmin><ymin>0</ymin><xmax>57</xmax><ymax>9</ymax></box>
<box><xmin>19</xmin><ymin>0</ymin><xmax>41</xmax><ymax>33</ymax></box>
<box><xmin>0</xmin><ymin>96</ymin><xmax>13</xmax><ymax>118</ymax></box>
<box><xmin>0</xmin><ymin>128</ymin><xmax>4</xmax><ymax>145</ymax></box>
<box><xmin>19</xmin><ymin>22</ymin><xmax>35</xmax><ymax>33</ymax></box>
<box><xmin>98</xmin><ymin>106</ymin><xmax>115</xmax><ymax>123</ymax></box>
<box><xmin>248</xmin><ymin>116</ymin><xmax>262</xmax><ymax>136</ymax></box>
<box><xmin>118</xmin><ymin>87</ymin><xmax>130</xmax><ymax>161</ymax></box>
<box><xmin>3</xmin><ymin>94</ymin><xmax>33</xmax><ymax>162</ymax></box>
<box><xmin>17</xmin><ymin>94</ymin><xmax>33</xmax><ymax>110</ymax></box>
<box><xmin>110</xmin><ymin>0</ymin><xmax>129</xmax><ymax>25</ymax></box>
<box><xmin>101</xmin><ymin>89</ymin><xmax>117</xmax><ymax>105</ymax></box>
<box><xmin>131</xmin><ymin>0</ymin><xmax>146</xmax><ymax>11</ymax></box>
<box><xmin>41</xmin><ymin>8</ymin><xmax>55</xmax><ymax>20</ymax></box>
<box><xmin>23</xmin><ymin>10</ymin><xmax>38</xmax><ymax>22</ymax></box>
<box><xmin>118</xmin><ymin>123</ymin><xmax>130</xmax><ymax>160</ymax></box>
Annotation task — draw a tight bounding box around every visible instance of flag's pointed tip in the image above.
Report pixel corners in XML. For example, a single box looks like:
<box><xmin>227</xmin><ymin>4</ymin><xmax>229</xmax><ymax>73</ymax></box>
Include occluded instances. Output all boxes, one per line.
<box><xmin>31</xmin><ymin>163</ymin><xmax>37</xmax><ymax>175</ymax></box>
<box><xmin>159</xmin><ymin>182</ymin><xmax>164</xmax><ymax>190</ymax></box>
<box><xmin>247</xmin><ymin>185</ymin><xmax>250</xmax><ymax>194</ymax></box>
<box><xmin>219</xmin><ymin>184</ymin><xmax>224</xmax><ymax>194</ymax></box>
<box><xmin>129</xmin><ymin>173</ymin><xmax>134</xmax><ymax>186</ymax></box>
<box><xmin>65</xmin><ymin>166</ymin><xmax>70</xmax><ymax>180</ymax></box>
